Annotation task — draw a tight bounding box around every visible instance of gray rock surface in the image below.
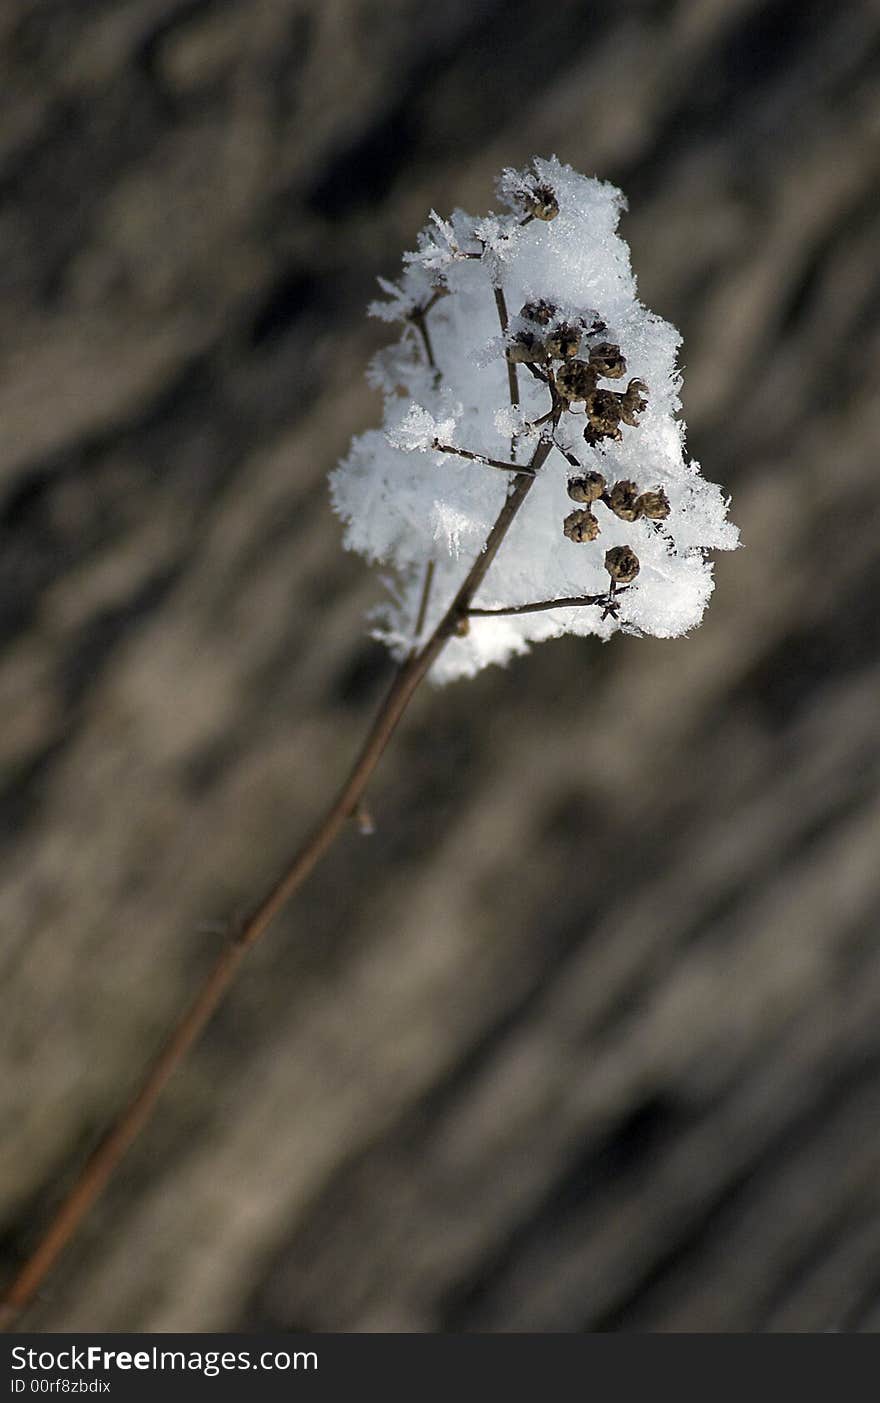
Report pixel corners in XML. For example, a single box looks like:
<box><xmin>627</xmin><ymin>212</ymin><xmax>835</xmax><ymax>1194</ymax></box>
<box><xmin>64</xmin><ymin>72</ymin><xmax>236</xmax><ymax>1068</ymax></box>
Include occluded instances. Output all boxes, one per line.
<box><xmin>1</xmin><ymin>0</ymin><xmax>879</xmax><ymax>1331</ymax></box>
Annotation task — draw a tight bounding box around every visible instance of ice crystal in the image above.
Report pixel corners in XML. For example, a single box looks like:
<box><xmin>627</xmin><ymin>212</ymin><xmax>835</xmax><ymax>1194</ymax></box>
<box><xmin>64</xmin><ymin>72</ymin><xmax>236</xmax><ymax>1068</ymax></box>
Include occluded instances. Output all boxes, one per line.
<box><xmin>330</xmin><ymin>157</ymin><xmax>738</xmax><ymax>683</ymax></box>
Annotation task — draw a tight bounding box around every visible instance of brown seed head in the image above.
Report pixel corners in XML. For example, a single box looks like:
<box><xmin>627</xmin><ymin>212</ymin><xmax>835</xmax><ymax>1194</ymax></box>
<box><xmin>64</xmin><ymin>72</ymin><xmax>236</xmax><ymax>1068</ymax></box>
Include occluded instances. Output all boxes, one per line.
<box><xmin>607</xmin><ymin>479</ymin><xmax>641</xmax><ymax>522</ymax></box>
<box><xmin>584</xmin><ymin>423</ymin><xmax>614</xmax><ymax>447</ymax></box>
<box><xmin>587</xmin><ymin>388</ymin><xmax>624</xmax><ymax>439</ymax></box>
<box><xmin>545</xmin><ymin>323</ymin><xmax>581</xmax><ymax>360</ymax></box>
<box><xmin>605</xmin><ymin>544</ymin><xmax>640</xmax><ymax>584</ymax></box>
<box><xmin>588</xmin><ymin>342</ymin><xmax>627</xmax><ymax>379</ymax></box>
<box><xmin>519</xmin><ymin>299</ymin><xmax>556</xmax><ymax>326</ymax></box>
<box><xmin>567</xmin><ymin>471</ymin><xmax>606</xmax><ymax>504</ymax></box>
<box><xmin>505</xmin><ymin>330</ymin><xmax>546</xmax><ymax>364</ymax></box>
<box><xmin>555</xmin><ymin>358</ymin><xmax>597</xmax><ymax>403</ymax></box>
<box><xmin>618</xmin><ymin>377</ymin><xmax>648</xmax><ymax>426</ymax></box>
<box><xmin>563</xmin><ymin>508</ymin><xmax>600</xmax><ymax>543</ymax></box>
<box><xmin>636</xmin><ymin>487</ymin><xmax>670</xmax><ymax>520</ymax></box>
<box><xmin>525</xmin><ymin>184</ymin><xmax>559</xmax><ymax>221</ymax></box>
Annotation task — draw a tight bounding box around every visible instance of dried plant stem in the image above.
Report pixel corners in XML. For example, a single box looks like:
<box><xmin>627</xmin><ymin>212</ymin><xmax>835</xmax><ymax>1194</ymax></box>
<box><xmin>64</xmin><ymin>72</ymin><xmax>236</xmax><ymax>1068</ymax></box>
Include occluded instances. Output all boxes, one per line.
<box><xmin>432</xmin><ymin>441</ymin><xmax>534</xmax><ymax>475</ymax></box>
<box><xmin>409</xmin><ymin>288</ymin><xmax>448</xmax><ymax>372</ymax></box>
<box><xmin>0</xmin><ymin>435</ymin><xmax>551</xmax><ymax>1331</ymax></box>
<box><xmin>493</xmin><ymin>284</ymin><xmax>520</xmax><ymax>462</ymax></box>
<box><xmin>493</xmin><ymin>284</ymin><xmax>519</xmax><ymax>414</ymax></box>
<box><xmin>468</xmin><ymin>591</ymin><xmax>620</xmax><ymax>618</ymax></box>
<box><xmin>411</xmin><ymin>559</ymin><xmax>436</xmax><ymax>650</ymax></box>
<box><xmin>411</xmin><ymin>310</ymin><xmax>436</xmax><ymax>370</ymax></box>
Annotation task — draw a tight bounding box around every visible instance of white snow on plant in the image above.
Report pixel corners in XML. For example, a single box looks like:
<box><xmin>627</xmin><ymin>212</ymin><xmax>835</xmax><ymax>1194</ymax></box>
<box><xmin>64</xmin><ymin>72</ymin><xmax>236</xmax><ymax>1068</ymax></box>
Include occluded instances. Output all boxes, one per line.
<box><xmin>386</xmin><ymin>403</ymin><xmax>461</xmax><ymax>454</ymax></box>
<box><xmin>330</xmin><ymin>157</ymin><xmax>738</xmax><ymax>683</ymax></box>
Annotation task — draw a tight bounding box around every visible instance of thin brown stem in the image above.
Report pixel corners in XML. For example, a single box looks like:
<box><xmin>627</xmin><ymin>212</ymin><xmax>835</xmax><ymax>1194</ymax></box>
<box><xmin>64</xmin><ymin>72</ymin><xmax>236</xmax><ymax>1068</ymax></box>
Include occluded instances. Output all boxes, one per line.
<box><xmin>409</xmin><ymin>287</ymin><xmax>447</xmax><ymax>374</ymax></box>
<box><xmin>410</xmin><ymin>559</ymin><xmax>435</xmax><ymax>652</ymax></box>
<box><xmin>493</xmin><ymin>285</ymin><xmax>520</xmax><ymax>462</ymax></box>
<box><xmin>467</xmin><ymin>591</ymin><xmax>621</xmax><ymax>618</ymax></box>
<box><xmin>422</xmin><ymin>288</ymin><xmax>448</xmax><ymax>315</ymax></box>
<box><xmin>432</xmin><ymin>441</ymin><xmax>533</xmax><ymax>475</ymax></box>
<box><xmin>556</xmin><ymin>444</ymin><xmax>581</xmax><ymax>468</ymax></box>
<box><xmin>0</xmin><ymin>435</ymin><xmax>551</xmax><ymax>1332</ymax></box>
<box><xmin>409</xmin><ymin>297</ymin><xmax>439</xmax><ymax>652</ymax></box>
<box><xmin>411</xmin><ymin>311</ymin><xmax>436</xmax><ymax>370</ymax></box>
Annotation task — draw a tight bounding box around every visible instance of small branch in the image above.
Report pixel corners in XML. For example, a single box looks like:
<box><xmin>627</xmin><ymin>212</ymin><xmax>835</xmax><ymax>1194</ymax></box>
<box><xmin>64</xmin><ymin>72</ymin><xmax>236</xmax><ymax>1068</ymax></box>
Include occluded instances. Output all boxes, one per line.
<box><xmin>408</xmin><ymin>288</ymin><xmax>447</xmax><ymax>375</ymax></box>
<box><xmin>555</xmin><ymin>444</ymin><xmax>582</xmax><ymax>468</ymax></box>
<box><xmin>467</xmin><ymin>591</ymin><xmax>625</xmax><ymax>619</ymax></box>
<box><xmin>410</xmin><ymin>559</ymin><xmax>435</xmax><ymax>652</ymax></box>
<box><xmin>493</xmin><ymin>285</ymin><xmax>520</xmax><ymax>462</ymax></box>
<box><xmin>410</xmin><ymin>310</ymin><xmax>436</xmax><ymax>371</ymax></box>
<box><xmin>491</xmin><ymin>282</ymin><xmax>519</xmax><ymax>423</ymax></box>
<box><xmin>432</xmin><ymin>441</ymin><xmax>534</xmax><ymax>476</ymax></box>
<box><xmin>0</xmin><ymin>436</ymin><xmax>552</xmax><ymax>1332</ymax></box>
<box><xmin>422</xmin><ymin>287</ymin><xmax>447</xmax><ymax>315</ymax></box>
<box><xmin>1</xmin><ymin>242</ymin><xmax>563</xmax><ymax>1328</ymax></box>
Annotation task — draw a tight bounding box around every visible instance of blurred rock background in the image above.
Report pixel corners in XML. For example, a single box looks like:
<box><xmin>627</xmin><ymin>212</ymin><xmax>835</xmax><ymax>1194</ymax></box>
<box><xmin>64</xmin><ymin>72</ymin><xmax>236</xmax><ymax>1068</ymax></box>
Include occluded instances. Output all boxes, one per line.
<box><xmin>1</xmin><ymin>0</ymin><xmax>879</xmax><ymax>1333</ymax></box>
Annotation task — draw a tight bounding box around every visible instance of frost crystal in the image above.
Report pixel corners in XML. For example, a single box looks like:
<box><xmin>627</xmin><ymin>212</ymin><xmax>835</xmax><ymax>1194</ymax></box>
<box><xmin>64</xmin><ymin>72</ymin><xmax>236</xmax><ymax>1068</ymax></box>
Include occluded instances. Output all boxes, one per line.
<box><xmin>330</xmin><ymin>157</ymin><xmax>738</xmax><ymax>683</ymax></box>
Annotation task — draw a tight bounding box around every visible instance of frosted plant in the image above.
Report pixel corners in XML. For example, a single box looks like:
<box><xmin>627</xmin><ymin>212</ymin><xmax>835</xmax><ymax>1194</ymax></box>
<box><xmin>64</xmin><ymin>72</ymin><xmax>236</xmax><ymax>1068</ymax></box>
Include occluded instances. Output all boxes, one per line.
<box><xmin>0</xmin><ymin>160</ymin><xmax>740</xmax><ymax>1328</ymax></box>
<box><xmin>331</xmin><ymin>157</ymin><xmax>738</xmax><ymax>682</ymax></box>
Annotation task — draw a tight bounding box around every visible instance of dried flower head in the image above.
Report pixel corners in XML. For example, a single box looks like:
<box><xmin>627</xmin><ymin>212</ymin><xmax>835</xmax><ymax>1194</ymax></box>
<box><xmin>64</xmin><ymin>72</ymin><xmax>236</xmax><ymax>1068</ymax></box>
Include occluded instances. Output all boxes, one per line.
<box><xmin>523</xmin><ymin>183</ymin><xmax>559</xmax><ymax>221</ymax></box>
<box><xmin>586</xmin><ymin>388</ymin><xmax>625</xmax><ymax>441</ymax></box>
<box><xmin>332</xmin><ymin>157</ymin><xmax>738</xmax><ymax>682</ymax></box>
<box><xmin>544</xmin><ymin>322</ymin><xmax>581</xmax><ymax>360</ymax></box>
<box><xmin>619</xmin><ymin>377</ymin><xmax>649</xmax><ymax>426</ymax></box>
<box><xmin>605</xmin><ymin>544</ymin><xmax>641</xmax><ymax>584</ymax></box>
<box><xmin>563</xmin><ymin>508</ymin><xmax>600</xmax><ymax>543</ymax></box>
<box><xmin>588</xmin><ymin>341</ymin><xmax>627</xmax><ymax>379</ymax></box>
<box><xmin>607</xmin><ymin>479</ymin><xmax>642</xmax><ymax>522</ymax></box>
<box><xmin>567</xmin><ymin>471</ymin><xmax>606</xmax><ymax>504</ymax></box>
<box><xmin>505</xmin><ymin>329</ymin><xmax>546</xmax><ymax>364</ymax></box>
<box><xmin>636</xmin><ymin>488</ymin><xmax>671</xmax><ymax>520</ymax></box>
<box><xmin>555</xmin><ymin>358</ymin><xmax>598</xmax><ymax>403</ymax></box>
<box><xmin>520</xmin><ymin>299</ymin><xmax>556</xmax><ymax>326</ymax></box>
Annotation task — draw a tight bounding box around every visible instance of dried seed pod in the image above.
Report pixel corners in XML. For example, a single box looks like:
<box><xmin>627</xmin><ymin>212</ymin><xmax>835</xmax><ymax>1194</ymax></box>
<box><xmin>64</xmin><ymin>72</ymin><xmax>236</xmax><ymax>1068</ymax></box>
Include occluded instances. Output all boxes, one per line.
<box><xmin>505</xmin><ymin>330</ymin><xmax>546</xmax><ymax>364</ymax></box>
<box><xmin>519</xmin><ymin>299</ymin><xmax>556</xmax><ymax>326</ymax></box>
<box><xmin>636</xmin><ymin>487</ymin><xmax>670</xmax><ymax>520</ymax></box>
<box><xmin>607</xmin><ymin>478</ymin><xmax>641</xmax><ymax>522</ymax></box>
<box><xmin>545</xmin><ymin>322</ymin><xmax>581</xmax><ymax>360</ymax></box>
<box><xmin>618</xmin><ymin>377</ymin><xmax>648</xmax><ymax>426</ymax></box>
<box><xmin>605</xmin><ymin>544</ymin><xmax>640</xmax><ymax>583</ymax></box>
<box><xmin>588</xmin><ymin>341</ymin><xmax>627</xmax><ymax>379</ymax></box>
<box><xmin>563</xmin><ymin>508</ymin><xmax>600</xmax><ymax>543</ymax></box>
<box><xmin>583</xmin><ymin>423</ymin><xmax>613</xmax><ymax>447</ymax></box>
<box><xmin>555</xmin><ymin>358</ymin><xmax>597</xmax><ymax>403</ymax></box>
<box><xmin>586</xmin><ymin>388</ymin><xmax>623</xmax><ymax>440</ymax></box>
<box><xmin>567</xmin><ymin>471</ymin><xmax>606</xmax><ymax>504</ymax></box>
<box><xmin>524</xmin><ymin>183</ymin><xmax>559</xmax><ymax>221</ymax></box>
